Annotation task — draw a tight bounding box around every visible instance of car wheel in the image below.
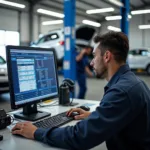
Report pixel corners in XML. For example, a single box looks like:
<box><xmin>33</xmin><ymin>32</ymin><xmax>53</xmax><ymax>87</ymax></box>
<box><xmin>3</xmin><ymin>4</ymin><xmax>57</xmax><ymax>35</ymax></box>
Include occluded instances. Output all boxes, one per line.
<box><xmin>146</xmin><ymin>65</ymin><xmax>150</xmax><ymax>75</ymax></box>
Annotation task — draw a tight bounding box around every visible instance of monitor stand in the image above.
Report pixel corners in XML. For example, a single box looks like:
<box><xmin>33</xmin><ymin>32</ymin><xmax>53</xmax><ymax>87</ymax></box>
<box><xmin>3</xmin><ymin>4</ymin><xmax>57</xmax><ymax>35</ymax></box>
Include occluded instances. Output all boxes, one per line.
<box><xmin>14</xmin><ymin>103</ymin><xmax>51</xmax><ymax>121</ymax></box>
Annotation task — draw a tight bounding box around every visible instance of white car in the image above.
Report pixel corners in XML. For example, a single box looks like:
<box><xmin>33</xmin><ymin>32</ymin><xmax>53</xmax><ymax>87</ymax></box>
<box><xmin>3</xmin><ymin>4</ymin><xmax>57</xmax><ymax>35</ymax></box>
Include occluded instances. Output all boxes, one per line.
<box><xmin>31</xmin><ymin>26</ymin><xmax>96</xmax><ymax>67</ymax></box>
<box><xmin>31</xmin><ymin>29</ymin><xmax>64</xmax><ymax>66</ymax></box>
<box><xmin>128</xmin><ymin>48</ymin><xmax>150</xmax><ymax>75</ymax></box>
<box><xmin>0</xmin><ymin>56</ymin><xmax>7</xmax><ymax>76</ymax></box>
<box><xmin>0</xmin><ymin>55</ymin><xmax>9</xmax><ymax>93</ymax></box>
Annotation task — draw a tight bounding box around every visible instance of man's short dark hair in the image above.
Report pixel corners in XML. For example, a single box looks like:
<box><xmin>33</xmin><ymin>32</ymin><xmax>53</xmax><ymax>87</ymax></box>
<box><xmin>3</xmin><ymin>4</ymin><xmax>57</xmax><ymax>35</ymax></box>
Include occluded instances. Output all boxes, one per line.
<box><xmin>94</xmin><ymin>31</ymin><xmax>129</xmax><ymax>63</ymax></box>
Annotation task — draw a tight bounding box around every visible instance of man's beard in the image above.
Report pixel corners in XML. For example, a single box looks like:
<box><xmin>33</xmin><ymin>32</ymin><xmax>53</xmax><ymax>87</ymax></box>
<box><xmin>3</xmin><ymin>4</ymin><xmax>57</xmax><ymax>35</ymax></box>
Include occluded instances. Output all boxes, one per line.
<box><xmin>95</xmin><ymin>67</ymin><xmax>107</xmax><ymax>79</ymax></box>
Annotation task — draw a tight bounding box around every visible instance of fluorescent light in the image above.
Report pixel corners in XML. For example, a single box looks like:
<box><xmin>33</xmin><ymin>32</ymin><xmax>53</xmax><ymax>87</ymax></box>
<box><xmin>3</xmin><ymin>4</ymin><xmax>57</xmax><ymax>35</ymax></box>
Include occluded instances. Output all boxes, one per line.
<box><xmin>86</xmin><ymin>7</ymin><xmax>114</xmax><ymax>14</ymax></box>
<box><xmin>106</xmin><ymin>15</ymin><xmax>121</xmax><ymax>20</ymax></box>
<box><xmin>42</xmin><ymin>20</ymin><xmax>63</xmax><ymax>26</ymax></box>
<box><xmin>82</xmin><ymin>20</ymin><xmax>101</xmax><ymax>27</ymax></box>
<box><xmin>0</xmin><ymin>0</ymin><xmax>25</xmax><ymax>8</ymax></box>
<box><xmin>139</xmin><ymin>25</ymin><xmax>150</xmax><ymax>29</ymax></box>
<box><xmin>107</xmin><ymin>26</ymin><xmax>121</xmax><ymax>32</ymax></box>
<box><xmin>128</xmin><ymin>15</ymin><xmax>132</xmax><ymax>19</ymax></box>
<box><xmin>37</xmin><ymin>9</ymin><xmax>64</xmax><ymax>18</ymax></box>
<box><xmin>131</xmin><ymin>9</ymin><xmax>150</xmax><ymax>15</ymax></box>
<box><xmin>105</xmin><ymin>15</ymin><xmax>132</xmax><ymax>20</ymax></box>
<box><xmin>108</xmin><ymin>0</ymin><xmax>124</xmax><ymax>7</ymax></box>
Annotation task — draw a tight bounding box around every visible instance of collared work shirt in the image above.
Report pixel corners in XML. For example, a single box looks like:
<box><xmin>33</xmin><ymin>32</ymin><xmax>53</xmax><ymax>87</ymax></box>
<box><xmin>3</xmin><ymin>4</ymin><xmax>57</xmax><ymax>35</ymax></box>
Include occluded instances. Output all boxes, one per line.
<box><xmin>35</xmin><ymin>65</ymin><xmax>150</xmax><ymax>150</ymax></box>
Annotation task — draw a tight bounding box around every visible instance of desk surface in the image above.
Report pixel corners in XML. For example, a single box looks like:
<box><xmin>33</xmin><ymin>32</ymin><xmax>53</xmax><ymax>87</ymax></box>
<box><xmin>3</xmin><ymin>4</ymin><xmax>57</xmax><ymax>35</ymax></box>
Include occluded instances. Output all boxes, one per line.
<box><xmin>0</xmin><ymin>99</ymin><xmax>106</xmax><ymax>150</ymax></box>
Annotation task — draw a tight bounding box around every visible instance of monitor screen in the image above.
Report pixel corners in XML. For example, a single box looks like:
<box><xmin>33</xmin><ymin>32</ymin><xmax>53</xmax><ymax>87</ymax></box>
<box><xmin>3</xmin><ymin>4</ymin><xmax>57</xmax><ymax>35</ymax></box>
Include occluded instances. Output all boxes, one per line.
<box><xmin>7</xmin><ymin>46</ymin><xmax>59</xmax><ymax>109</ymax></box>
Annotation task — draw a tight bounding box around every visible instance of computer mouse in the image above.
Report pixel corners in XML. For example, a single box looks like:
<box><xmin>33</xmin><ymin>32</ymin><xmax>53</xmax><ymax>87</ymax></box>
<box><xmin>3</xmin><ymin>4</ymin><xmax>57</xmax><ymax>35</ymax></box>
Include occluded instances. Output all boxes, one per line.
<box><xmin>69</xmin><ymin>112</ymin><xmax>80</xmax><ymax>118</ymax></box>
<box><xmin>79</xmin><ymin>105</ymin><xmax>90</xmax><ymax>111</ymax></box>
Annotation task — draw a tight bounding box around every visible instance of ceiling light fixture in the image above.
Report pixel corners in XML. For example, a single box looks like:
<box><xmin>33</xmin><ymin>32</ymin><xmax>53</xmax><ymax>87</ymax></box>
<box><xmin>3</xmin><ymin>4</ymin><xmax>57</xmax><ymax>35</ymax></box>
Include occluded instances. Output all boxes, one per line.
<box><xmin>82</xmin><ymin>20</ymin><xmax>101</xmax><ymax>27</ymax></box>
<box><xmin>86</xmin><ymin>7</ymin><xmax>114</xmax><ymax>14</ymax></box>
<box><xmin>42</xmin><ymin>20</ymin><xmax>63</xmax><ymax>26</ymax></box>
<box><xmin>105</xmin><ymin>15</ymin><xmax>132</xmax><ymax>20</ymax></box>
<box><xmin>37</xmin><ymin>9</ymin><xmax>64</xmax><ymax>18</ymax></box>
<box><xmin>131</xmin><ymin>9</ymin><xmax>150</xmax><ymax>15</ymax></box>
<box><xmin>107</xmin><ymin>26</ymin><xmax>121</xmax><ymax>32</ymax></box>
<box><xmin>0</xmin><ymin>0</ymin><xmax>25</xmax><ymax>8</ymax></box>
<box><xmin>139</xmin><ymin>25</ymin><xmax>150</xmax><ymax>29</ymax></box>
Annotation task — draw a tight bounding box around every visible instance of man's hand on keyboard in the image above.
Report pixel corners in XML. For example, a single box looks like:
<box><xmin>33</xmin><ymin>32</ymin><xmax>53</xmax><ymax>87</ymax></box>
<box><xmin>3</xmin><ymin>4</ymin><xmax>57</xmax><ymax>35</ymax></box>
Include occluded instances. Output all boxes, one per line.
<box><xmin>11</xmin><ymin>122</ymin><xmax>37</xmax><ymax>139</ymax></box>
<box><xmin>67</xmin><ymin>108</ymin><xmax>91</xmax><ymax>120</ymax></box>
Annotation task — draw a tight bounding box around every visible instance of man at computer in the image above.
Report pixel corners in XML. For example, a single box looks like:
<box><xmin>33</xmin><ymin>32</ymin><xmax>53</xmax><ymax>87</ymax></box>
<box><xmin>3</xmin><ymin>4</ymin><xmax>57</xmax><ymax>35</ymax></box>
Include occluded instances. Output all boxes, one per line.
<box><xmin>12</xmin><ymin>32</ymin><xmax>150</xmax><ymax>150</ymax></box>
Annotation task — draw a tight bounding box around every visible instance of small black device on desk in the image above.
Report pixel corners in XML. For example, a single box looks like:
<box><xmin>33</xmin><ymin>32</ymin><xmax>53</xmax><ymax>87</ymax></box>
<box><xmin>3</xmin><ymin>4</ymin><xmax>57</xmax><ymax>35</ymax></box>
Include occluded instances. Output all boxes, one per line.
<box><xmin>0</xmin><ymin>109</ymin><xmax>11</xmax><ymax>129</ymax></box>
<box><xmin>78</xmin><ymin>105</ymin><xmax>90</xmax><ymax>111</ymax></box>
<box><xmin>59</xmin><ymin>78</ymin><xmax>78</xmax><ymax>106</ymax></box>
<box><xmin>0</xmin><ymin>109</ymin><xmax>11</xmax><ymax>141</ymax></box>
<box><xmin>0</xmin><ymin>134</ymin><xmax>3</xmax><ymax>141</ymax></box>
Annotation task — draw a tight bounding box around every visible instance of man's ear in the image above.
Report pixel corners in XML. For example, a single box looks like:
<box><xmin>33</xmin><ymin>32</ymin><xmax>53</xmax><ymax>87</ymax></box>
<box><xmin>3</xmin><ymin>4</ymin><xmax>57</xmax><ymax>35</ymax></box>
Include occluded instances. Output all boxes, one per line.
<box><xmin>104</xmin><ymin>50</ymin><xmax>111</xmax><ymax>63</ymax></box>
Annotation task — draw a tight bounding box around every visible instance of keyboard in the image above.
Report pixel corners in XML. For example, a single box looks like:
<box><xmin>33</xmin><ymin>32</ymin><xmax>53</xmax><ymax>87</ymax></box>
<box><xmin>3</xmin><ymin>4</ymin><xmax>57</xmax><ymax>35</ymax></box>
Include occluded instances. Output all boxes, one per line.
<box><xmin>33</xmin><ymin>111</ymin><xmax>74</xmax><ymax>128</ymax></box>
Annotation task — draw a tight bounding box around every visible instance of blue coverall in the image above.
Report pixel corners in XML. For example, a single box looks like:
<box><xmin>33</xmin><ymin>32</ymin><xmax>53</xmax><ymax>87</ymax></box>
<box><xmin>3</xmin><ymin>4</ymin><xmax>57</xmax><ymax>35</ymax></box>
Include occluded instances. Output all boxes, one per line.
<box><xmin>76</xmin><ymin>52</ymin><xmax>88</xmax><ymax>99</ymax></box>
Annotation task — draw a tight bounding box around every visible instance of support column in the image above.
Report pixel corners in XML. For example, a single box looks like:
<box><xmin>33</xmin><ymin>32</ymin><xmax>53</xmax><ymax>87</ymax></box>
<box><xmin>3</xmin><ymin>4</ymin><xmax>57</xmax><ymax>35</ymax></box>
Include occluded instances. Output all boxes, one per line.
<box><xmin>18</xmin><ymin>11</ymin><xmax>21</xmax><ymax>45</ymax></box>
<box><xmin>142</xmin><ymin>14</ymin><xmax>145</xmax><ymax>47</ymax></box>
<box><xmin>120</xmin><ymin>0</ymin><xmax>130</xmax><ymax>36</ymax></box>
<box><xmin>29</xmin><ymin>2</ymin><xmax>34</xmax><ymax>43</ymax></box>
<box><xmin>63</xmin><ymin>0</ymin><xmax>76</xmax><ymax>82</ymax></box>
<box><xmin>38</xmin><ymin>15</ymin><xmax>41</xmax><ymax>36</ymax></box>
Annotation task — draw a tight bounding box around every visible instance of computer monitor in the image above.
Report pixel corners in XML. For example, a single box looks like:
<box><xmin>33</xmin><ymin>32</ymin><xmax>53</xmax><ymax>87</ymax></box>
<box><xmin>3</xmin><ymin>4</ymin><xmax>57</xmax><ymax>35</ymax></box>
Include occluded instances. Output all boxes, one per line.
<box><xmin>6</xmin><ymin>46</ymin><xmax>59</xmax><ymax>121</ymax></box>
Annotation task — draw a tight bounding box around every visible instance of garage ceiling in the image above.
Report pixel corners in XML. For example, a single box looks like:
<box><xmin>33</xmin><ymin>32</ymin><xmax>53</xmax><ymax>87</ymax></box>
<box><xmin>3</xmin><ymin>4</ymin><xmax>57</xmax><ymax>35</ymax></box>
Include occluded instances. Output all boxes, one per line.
<box><xmin>35</xmin><ymin>0</ymin><xmax>150</xmax><ymax>23</ymax></box>
<box><xmin>0</xmin><ymin>0</ymin><xmax>150</xmax><ymax>24</ymax></box>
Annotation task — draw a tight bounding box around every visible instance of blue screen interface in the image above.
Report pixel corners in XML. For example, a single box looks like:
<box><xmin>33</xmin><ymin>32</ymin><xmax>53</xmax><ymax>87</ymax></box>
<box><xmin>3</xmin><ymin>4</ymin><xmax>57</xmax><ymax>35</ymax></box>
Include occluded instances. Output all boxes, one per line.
<box><xmin>10</xmin><ymin>49</ymin><xmax>58</xmax><ymax>105</ymax></box>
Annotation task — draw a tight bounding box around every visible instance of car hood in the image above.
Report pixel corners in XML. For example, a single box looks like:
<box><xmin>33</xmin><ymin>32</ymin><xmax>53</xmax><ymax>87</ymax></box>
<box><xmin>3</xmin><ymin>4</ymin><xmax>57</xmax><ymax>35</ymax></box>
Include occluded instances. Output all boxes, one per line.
<box><xmin>31</xmin><ymin>25</ymin><xmax>96</xmax><ymax>48</ymax></box>
<box><xmin>75</xmin><ymin>25</ymin><xmax>96</xmax><ymax>47</ymax></box>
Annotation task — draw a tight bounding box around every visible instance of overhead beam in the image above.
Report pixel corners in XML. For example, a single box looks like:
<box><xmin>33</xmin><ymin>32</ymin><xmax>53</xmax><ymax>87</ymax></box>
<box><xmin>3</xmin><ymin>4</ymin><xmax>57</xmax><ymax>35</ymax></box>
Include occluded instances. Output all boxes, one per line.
<box><xmin>101</xmin><ymin>0</ymin><xmax>121</xmax><ymax>9</ymax></box>
<box><xmin>129</xmin><ymin>3</ymin><xmax>136</xmax><ymax>9</ymax></box>
<box><xmin>24</xmin><ymin>0</ymin><xmax>43</xmax><ymax>5</ymax></box>
<box><xmin>78</xmin><ymin>0</ymin><xmax>119</xmax><ymax>15</ymax></box>
<box><xmin>78</xmin><ymin>0</ymin><xmax>115</xmax><ymax>17</ymax></box>
<box><xmin>141</xmin><ymin>0</ymin><xmax>149</xmax><ymax>5</ymax></box>
<box><xmin>132</xmin><ymin>3</ymin><xmax>150</xmax><ymax>10</ymax></box>
<box><xmin>35</xmin><ymin>0</ymin><xmax>44</xmax><ymax>4</ymax></box>
<box><xmin>54</xmin><ymin>0</ymin><xmax>108</xmax><ymax>18</ymax></box>
<box><xmin>36</xmin><ymin>12</ymin><xmax>81</xmax><ymax>24</ymax></box>
<box><xmin>78</xmin><ymin>0</ymin><xmax>101</xmax><ymax>9</ymax></box>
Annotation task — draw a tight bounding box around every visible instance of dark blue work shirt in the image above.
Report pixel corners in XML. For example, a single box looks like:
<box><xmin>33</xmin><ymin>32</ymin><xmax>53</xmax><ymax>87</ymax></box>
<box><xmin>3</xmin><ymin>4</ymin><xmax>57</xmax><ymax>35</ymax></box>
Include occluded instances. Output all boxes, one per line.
<box><xmin>76</xmin><ymin>52</ymin><xmax>88</xmax><ymax>74</ymax></box>
<box><xmin>34</xmin><ymin>65</ymin><xmax>150</xmax><ymax>150</ymax></box>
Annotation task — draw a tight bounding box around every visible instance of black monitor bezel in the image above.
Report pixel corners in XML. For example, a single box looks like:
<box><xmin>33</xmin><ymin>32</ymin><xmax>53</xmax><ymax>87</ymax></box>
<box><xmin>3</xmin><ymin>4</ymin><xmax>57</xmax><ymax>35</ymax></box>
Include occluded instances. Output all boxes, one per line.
<box><xmin>6</xmin><ymin>45</ymin><xmax>59</xmax><ymax>110</ymax></box>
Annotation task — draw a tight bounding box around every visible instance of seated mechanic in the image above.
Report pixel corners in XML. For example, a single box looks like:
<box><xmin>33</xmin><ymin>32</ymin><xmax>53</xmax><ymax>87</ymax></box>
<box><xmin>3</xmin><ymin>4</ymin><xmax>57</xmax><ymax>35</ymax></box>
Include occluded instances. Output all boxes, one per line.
<box><xmin>12</xmin><ymin>32</ymin><xmax>150</xmax><ymax>150</ymax></box>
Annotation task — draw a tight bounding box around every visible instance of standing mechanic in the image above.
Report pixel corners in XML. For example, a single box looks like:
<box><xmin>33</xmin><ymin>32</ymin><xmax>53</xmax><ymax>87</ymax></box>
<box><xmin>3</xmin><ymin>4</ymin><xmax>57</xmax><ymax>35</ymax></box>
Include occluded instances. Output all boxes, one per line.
<box><xmin>76</xmin><ymin>46</ymin><xmax>93</xmax><ymax>99</ymax></box>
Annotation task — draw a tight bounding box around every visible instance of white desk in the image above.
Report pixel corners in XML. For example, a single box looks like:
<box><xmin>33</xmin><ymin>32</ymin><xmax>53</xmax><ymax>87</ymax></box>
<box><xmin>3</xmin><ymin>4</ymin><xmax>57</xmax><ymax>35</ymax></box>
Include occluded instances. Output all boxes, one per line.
<box><xmin>0</xmin><ymin>99</ymin><xmax>106</xmax><ymax>150</ymax></box>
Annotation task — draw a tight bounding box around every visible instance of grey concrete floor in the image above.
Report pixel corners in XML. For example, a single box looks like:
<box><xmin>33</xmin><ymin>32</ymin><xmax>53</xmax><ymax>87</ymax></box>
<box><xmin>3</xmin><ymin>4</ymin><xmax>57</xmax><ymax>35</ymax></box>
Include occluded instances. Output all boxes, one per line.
<box><xmin>0</xmin><ymin>73</ymin><xmax>150</xmax><ymax>150</ymax></box>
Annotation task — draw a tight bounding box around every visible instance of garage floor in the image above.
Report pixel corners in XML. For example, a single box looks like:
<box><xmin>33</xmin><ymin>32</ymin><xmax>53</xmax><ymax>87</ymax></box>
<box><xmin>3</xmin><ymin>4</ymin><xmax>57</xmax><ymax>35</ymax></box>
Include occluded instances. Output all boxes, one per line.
<box><xmin>0</xmin><ymin>75</ymin><xmax>107</xmax><ymax>112</ymax></box>
<box><xmin>0</xmin><ymin>73</ymin><xmax>150</xmax><ymax>150</ymax></box>
<box><xmin>1</xmin><ymin>73</ymin><xmax>150</xmax><ymax>112</ymax></box>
